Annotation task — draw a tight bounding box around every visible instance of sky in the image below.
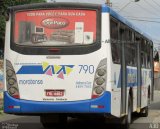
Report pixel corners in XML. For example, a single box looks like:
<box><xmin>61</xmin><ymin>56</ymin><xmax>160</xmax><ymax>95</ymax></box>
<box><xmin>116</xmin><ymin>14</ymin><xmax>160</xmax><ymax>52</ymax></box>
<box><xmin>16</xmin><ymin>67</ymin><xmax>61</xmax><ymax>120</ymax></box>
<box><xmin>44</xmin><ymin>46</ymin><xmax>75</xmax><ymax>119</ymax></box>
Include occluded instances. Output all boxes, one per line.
<box><xmin>111</xmin><ymin>0</ymin><xmax>160</xmax><ymax>49</ymax></box>
<box><xmin>47</xmin><ymin>0</ymin><xmax>160</xmax><ymax>49</ymax></box>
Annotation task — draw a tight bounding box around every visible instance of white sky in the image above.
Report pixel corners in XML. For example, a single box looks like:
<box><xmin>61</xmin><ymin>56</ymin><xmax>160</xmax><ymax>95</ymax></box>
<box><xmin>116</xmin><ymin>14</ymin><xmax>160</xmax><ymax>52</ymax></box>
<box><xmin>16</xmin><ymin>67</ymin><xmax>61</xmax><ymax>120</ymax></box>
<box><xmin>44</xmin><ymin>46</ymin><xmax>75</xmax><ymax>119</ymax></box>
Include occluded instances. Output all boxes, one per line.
<box><xmin>47</xmin><ymin>0</ymin><xmax>160</xmax><ymax>48</ymax></box>
<box><xmin>111</xmin><ymin>0</ymin><xmax>160</xmax><ymax>49</ymax></box>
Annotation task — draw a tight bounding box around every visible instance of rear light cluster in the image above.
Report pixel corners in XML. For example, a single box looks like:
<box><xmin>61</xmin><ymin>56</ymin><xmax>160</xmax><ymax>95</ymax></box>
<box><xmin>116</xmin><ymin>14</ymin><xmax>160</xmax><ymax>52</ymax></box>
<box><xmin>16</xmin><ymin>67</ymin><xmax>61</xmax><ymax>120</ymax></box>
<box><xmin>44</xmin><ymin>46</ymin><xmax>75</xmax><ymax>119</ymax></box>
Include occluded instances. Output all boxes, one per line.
<box><xmin>6</xmin><ymin>60</ymin><xmax>20</xmax><ymax>99</ymax></box>
<box><xmin>92</xmin><ymin>58</ymin><xmax>107</xmax><ymax>99</ymax></box>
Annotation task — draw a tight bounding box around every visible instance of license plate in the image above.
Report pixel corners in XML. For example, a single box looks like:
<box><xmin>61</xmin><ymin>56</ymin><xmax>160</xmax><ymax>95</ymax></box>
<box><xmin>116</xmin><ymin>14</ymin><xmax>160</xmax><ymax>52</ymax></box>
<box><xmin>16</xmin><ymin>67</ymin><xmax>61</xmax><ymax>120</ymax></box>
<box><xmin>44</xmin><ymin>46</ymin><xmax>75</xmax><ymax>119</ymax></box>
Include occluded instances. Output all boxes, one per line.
<box><xmin>45</xmin><ymin>90</ymin><xmax>65</xmax><ymax>97</ymax></box>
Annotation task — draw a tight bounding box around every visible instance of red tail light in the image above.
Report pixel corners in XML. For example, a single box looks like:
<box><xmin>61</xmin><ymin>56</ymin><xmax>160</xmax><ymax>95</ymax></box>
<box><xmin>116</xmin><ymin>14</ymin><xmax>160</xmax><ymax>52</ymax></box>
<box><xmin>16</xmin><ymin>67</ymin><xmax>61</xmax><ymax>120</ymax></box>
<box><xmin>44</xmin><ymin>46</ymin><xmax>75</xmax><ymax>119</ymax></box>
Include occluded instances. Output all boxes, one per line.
<box><xmin>12</xmin><ymin>95</ymin><xmax>20</xmax><ymax>99</ymax></box>
<box><xmin>49</xmin><ymin>48</ymin><xmax>60</xmax><ymax>52</ymax></box>
<box><xmin>6</xmin><ymin>60</ymin><xmax>20</xmax><ymax>99</ymax></box>
<box><xmin>91</xmin><ymin>58</ymin><xmax>107</xmax><ymax>99</ymax></box>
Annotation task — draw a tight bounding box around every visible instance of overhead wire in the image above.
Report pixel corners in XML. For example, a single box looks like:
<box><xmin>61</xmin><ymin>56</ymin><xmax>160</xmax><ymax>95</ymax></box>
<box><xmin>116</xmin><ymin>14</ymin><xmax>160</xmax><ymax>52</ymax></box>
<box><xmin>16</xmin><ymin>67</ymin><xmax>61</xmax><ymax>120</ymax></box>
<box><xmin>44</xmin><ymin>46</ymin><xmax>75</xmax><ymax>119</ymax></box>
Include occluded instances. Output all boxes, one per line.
<box><xmin>127</xmin><ymin>18</ymin><xmax>160</xmax><ymax>23</ymax></box>
<box><xmin>111</xmin><ymin>1</ymin><xmax>160</xmax><ymax>44</ymax></box>
<box><xmin>135</xmin><ymin>3</ymin><xmax>159</xmax><ymax>17</ymax></box>
<box><xmin>112</xmin><ymin>0</ymin><xmax>160</xmax><ymax>17</ymax></box>
<box><xmin>124</xmin><ymin>16</ymin><xmax>160</xmax><ymax>20</ymax></box>
<box><xmin>152</xmin><ymin>0</ymin><xmax>160</xmax><ymax>8</ymax></box>
<box><xmin>111</xmin><ymin>3</ymin><xmax>149</xmax><ymax>30</ymax></box>
<box><xmin>118</xmin><ymin>1</ymin><xmax>132</xmax><ymax>12</ymax></box>
<box><xmin>112</xmin><ymin>6</ymin><xmax>130</xmax><ymax>14</ymax></box>
<box><xmin>114</xmin><ymin>0</ymin><xmax>160</xmax><ymax>17</ymax></box>
<box><xmin>143</xmin><ymin>0</ymin><xmax>160</xmax><ymax>13</ymax></box>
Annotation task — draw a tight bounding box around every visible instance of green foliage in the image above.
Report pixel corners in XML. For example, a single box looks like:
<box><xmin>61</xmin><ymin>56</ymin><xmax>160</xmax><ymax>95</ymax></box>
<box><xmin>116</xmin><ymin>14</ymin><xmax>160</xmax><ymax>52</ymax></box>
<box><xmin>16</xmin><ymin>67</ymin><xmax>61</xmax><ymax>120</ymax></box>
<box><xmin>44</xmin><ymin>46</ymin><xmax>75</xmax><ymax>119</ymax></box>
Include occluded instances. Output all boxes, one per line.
<box><xmin>0</xmin><ymin>0</ymin><xmax>46</xmax><ymax>48</ymax></box>
<box><xmin>0</xmin><ymin>98</ymin><xmax>3</xmax><ymax>113</ymax></box>
<box><xmin>0</xmin><ymin>16</ymin><xmax>5</xmax><ymax>45</ymax></box>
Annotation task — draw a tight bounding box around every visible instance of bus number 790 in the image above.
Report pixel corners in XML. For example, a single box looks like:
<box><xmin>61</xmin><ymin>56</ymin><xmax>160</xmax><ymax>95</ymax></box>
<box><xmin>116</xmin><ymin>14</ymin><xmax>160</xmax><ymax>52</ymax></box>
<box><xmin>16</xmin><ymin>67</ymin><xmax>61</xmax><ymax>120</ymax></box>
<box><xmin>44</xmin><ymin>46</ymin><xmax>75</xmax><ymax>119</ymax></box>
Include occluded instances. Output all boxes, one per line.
<box><xmin>79</xmin><ymin>65</ymin><xmax>94</xmax><ymax>74</ymax></box>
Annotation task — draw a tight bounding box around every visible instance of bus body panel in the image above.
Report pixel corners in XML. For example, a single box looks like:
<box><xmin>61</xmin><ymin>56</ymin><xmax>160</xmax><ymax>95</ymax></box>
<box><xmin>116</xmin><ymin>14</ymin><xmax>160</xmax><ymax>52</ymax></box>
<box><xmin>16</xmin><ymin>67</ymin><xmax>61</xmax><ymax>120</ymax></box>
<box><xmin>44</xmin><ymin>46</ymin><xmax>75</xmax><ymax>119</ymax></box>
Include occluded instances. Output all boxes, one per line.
<box><xmin>141</xmin><ymin>68</ymin><xmax>151</xmax><ymax>108</ymax></box>
<box><xmin>6</xmin><ymin>50</ymin><xmax>106</xmax><ymax>101</ymax></box>
<box><xmin>4</xmin><ymin>91</ymin><xmax>111</xmax><ymax>113</ymax></box>
<box><xmin>4</xmin><ymin>15</ymin><xmax>12</xmax><ymax>92</ymax></box>
<box><xmin>110</xmin><ymin>64</ymin><xmax>121</xmax><ymax>117</ymax></box>
<box><xmin>4</xmin><ymin>3</ymin><xmax>153</xmax><ymax>119</ymax></box>
<box><xmin>4</xmin><ymin>5</ymin><xmax>109</xmax><ymax>102</ymax></box>
<box><xmin>4</xmin><ymin>5</ymin><xmax>113</xmax><ymax>114</ymax></box>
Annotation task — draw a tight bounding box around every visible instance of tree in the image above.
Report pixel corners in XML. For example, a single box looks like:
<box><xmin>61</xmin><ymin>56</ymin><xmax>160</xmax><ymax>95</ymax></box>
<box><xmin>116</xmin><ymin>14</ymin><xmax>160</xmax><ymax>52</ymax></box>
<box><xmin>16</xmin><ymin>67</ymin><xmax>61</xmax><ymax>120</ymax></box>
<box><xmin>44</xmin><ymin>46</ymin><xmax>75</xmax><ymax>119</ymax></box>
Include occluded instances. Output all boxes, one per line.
<box><xmin>0</xmin><ymin>0</ymin><xmax>46</xmax><ymax>49</ymax></box>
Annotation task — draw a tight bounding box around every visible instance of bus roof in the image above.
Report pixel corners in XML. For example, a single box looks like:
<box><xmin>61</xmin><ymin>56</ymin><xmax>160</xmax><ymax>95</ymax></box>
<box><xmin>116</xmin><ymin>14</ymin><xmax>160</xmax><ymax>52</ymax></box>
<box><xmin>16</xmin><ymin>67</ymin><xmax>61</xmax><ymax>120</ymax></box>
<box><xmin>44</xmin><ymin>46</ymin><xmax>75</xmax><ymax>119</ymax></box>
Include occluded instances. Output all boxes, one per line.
<box><xmin>102</xmin><ymin>4</ymin><xmax>153</xmax><ymax>42</ymax></box>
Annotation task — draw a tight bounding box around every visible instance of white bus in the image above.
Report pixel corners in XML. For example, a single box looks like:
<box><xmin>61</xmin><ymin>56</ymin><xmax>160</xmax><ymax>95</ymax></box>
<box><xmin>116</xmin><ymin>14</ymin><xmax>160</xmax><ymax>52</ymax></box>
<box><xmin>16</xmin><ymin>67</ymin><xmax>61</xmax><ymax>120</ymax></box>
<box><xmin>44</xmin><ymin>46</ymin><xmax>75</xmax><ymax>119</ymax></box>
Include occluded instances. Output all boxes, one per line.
<box><xmin>4</xmin><ymin>2</ymin><xmax>154</xmax><ymax>128</ymax></box>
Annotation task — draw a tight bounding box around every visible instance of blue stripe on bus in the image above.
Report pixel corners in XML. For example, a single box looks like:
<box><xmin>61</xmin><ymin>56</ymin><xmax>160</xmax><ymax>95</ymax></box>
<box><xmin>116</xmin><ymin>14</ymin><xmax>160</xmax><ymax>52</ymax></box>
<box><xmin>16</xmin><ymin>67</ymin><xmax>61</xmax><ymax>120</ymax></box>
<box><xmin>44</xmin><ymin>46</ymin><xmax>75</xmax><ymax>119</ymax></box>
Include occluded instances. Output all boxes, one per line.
<box><xmin>102</xmin><ymin>4</ymin><xmax>110</xmax><ymax>12</ymax></box>
<box><xmin>117</xmin><ymin>68</ymin><xmax>151</xmax><ymax>88</ymax></box>
<box><xmin>16</xmin><ymin>66</ymin><xmax>44</xmax><ymax>74</ymax></box>
<box><xmin>16</xmin><ymin>65</ymin><xmax>75</xmax><ymax>74</ymax></box>
<box><xmin>117</xmin><ymin>68</ymin><xmax>137</xmax><ymax>88</ymax></box>
<box><xmin>127</xmin><ymin>68</ymin><xmax>137</xmax><ymax>87</ymax></box>
<box><xmin>4</xmin><ymin>91</ymin><xmax>111</xmax><ymax>114</ymax></box>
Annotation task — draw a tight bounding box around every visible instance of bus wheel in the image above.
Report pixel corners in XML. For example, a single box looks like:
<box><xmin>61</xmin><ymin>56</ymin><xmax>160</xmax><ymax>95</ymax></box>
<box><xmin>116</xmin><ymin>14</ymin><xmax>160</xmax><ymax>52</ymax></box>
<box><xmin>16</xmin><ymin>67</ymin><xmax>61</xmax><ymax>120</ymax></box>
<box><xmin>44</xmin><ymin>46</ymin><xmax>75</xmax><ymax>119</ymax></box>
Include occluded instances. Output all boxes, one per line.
<box><xmin>139</xmin><ymin>97</ymin><xmax>150</xmax><ymax>117</ymax></box>
<box><xmin>139</xmin><ymin>106</ymin><xmax>148</xmax><ymax>117</ymax></box>
<box><xmin>121</xmin><ymin>95</ymin><xmax>132</xmax><ymax>129</ymax></box>
<box><xmin>40</xmin><ymin>114</ymin><xmax>67</xmax><ymax>128</ymax></box>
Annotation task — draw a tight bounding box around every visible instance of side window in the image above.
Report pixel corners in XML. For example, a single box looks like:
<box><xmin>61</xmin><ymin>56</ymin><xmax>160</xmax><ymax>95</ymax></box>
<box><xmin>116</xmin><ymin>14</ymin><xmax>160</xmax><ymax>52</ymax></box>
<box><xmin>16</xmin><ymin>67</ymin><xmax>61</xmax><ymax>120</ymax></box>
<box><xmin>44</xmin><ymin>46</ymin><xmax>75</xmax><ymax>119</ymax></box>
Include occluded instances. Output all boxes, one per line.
<box><xmin>135</xmin><ymin>35</ymin><xmax>140</xmax><ymax>65</ymax></box>
<box><xmin>147</xmin><ymin>42</ymin><xmax>151</xmax><ymax>68</ymax></box>
<box><xmin>110</xmin><ymin>18</ymin><xmax>121</xmax><ymax>64</ymax></box>
<box><xmin>141</xmin><ymin>39</ymin><xmax>148</xmax><ymax>68</ymax></box>
<box><xmin>144</xmin><ymin>40</ymin><xmax>148</xmax><ymax>68</ymax></box>
<box><xmin>141</xmin><ymin>39</ymin><xmax>145</xmax><ymax>68</ymax></box>
<box><xmin>125</xmin><ymin>30</ymin><xmax>137</xmax><ymax>66</ymax></box>
<box><xmin>125</xmin><ymin>28</ymin><xmax>132</xmax><ymax>66</ymax></box>
<box><xmin>132</xmin><ymin>33</ymin><xmax>137</xmax><ymax>66</ymax></box>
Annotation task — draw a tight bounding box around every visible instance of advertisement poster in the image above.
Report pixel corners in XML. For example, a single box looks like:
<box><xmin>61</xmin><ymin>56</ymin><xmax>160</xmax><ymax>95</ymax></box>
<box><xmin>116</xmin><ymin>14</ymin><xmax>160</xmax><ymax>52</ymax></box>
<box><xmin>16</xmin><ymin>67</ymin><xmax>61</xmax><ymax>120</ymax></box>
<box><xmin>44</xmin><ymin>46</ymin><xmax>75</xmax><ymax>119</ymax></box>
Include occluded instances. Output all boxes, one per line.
<box><xmin>0</xmin><ymin>60</ymin><xmax>3</xmax><ymax>92</ymax></box>
<box><xmin>14</xmin><ymin>10</ymin><xmax>97</xmax><ymax>46</ymax></box>
<box><xmin>0</xmin><ymin>60</ymin><xmax>3</xmax><ymax>102</ymax></box>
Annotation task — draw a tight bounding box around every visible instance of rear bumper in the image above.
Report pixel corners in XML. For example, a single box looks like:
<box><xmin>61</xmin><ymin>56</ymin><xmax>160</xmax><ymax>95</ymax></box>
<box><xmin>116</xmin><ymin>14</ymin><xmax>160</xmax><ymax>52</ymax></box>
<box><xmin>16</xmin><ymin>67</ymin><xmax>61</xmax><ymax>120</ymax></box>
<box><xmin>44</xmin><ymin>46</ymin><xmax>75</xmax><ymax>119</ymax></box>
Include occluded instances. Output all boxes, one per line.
<box><xmin>4</xmin><ymin>91</ymin><xmax>111</xmax><ymax>114</ymax></box>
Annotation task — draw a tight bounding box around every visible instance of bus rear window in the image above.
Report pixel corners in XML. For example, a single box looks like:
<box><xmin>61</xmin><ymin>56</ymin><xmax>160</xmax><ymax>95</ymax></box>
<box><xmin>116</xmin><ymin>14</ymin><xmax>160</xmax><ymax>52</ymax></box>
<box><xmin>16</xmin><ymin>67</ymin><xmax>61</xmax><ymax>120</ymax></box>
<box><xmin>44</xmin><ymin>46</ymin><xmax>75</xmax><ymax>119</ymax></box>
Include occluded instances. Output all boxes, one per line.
<box><xmin>14</xmin><ymin>10</ymin><xmax>97</xmax><ymax>46</ymax></box>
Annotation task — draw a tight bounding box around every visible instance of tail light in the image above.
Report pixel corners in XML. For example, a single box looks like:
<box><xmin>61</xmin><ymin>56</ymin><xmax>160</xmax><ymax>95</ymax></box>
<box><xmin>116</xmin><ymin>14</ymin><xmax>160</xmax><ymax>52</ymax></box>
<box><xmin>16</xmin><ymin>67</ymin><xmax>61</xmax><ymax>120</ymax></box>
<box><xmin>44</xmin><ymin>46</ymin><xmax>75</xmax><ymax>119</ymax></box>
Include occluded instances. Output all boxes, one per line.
<box><xmin>6</xmin><ymin>60</ymin><xmax>20</xmax><ymax>99</ymax></box>
<box><xmin>92</xmin><ymin>58</ymin><xmax>107</xmax><ymax>99</ymax></box>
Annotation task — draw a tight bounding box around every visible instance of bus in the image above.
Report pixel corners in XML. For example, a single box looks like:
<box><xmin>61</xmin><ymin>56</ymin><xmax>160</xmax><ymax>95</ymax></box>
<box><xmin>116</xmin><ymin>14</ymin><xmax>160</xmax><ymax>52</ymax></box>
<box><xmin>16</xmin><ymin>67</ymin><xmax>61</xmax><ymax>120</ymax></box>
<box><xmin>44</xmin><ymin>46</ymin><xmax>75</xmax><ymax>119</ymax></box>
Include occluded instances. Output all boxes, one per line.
<box><xmin>4</xmin><ymin>2</ymin><xmax>154</xmax><ymax>128</ymax></box>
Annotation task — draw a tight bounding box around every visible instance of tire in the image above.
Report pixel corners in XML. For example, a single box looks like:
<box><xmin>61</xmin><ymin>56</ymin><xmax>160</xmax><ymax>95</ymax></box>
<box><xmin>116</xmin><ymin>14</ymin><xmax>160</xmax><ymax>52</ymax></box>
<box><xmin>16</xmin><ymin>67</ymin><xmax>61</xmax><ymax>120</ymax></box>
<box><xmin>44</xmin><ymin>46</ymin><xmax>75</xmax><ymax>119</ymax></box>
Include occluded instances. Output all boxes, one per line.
<box><xmin>127</xmin><ymin>96</ymin><xmax>132</xmax><ymax>124</ymax></box>
<box><xmin>137</xmin><ymin>92</ymin><xmax>150</xmax><ymax>117</ymax></box>
<box><xmin>139</xmin><ymin>106</ymin><xmax>148</xmax><ymax>117</ymax></box>
<box><xmin>138</xmin><ymin>98</ymin><xmax>149</xmax><ymax>117</ymax></box>
<box><xmin>40</xmin><ymin>114</ymin><xmax>67</xmax><ymax>128</ymax></box>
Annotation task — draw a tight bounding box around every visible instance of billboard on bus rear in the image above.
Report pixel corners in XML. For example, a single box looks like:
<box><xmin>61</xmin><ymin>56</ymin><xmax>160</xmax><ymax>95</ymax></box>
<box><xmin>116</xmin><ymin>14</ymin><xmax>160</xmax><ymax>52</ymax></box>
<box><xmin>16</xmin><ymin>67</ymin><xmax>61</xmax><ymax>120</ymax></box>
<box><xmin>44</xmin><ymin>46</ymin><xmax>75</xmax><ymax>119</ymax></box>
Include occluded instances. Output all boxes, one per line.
<box><xmin>14</xmin><ymin>10</ymin><xmax>97</xmax><ymax>46</ymax></box>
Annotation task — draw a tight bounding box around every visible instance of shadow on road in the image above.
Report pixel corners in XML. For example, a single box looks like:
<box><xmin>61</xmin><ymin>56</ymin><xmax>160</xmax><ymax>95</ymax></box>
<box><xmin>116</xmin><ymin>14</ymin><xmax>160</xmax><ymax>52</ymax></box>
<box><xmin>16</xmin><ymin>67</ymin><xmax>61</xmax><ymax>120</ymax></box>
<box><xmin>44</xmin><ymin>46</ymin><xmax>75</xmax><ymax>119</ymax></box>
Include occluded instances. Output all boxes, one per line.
<box><xmin>0</xmin><ymin>117</ymin><xmax>152</xmax><ymax>129</ymax></box>
<box><xmin>150</xmin><ymin>101</ymin><xmax>160</xmax><ymax>110</ymax></box>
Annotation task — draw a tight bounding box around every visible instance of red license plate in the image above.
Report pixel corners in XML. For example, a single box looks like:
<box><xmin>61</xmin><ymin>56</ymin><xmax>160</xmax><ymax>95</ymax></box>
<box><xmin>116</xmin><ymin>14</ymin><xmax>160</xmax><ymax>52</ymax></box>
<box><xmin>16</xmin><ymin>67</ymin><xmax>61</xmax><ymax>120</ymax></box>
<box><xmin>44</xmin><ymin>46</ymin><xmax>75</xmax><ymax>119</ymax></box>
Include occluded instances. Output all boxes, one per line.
<box><xmin>45</xmin><ymin>90</ymin><xmax>65</xmax><ymax>97</ymax></box>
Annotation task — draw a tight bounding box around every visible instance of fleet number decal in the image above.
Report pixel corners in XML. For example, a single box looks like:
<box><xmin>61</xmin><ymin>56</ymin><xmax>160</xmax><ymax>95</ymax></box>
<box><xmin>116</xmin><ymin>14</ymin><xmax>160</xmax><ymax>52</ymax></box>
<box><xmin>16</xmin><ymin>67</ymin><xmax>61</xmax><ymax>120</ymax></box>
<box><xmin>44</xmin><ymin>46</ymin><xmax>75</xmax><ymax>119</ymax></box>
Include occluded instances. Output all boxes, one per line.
<box><xmin>78</xmin><ymin>65</ymin><xmax>94</xmax><ymax>74</ymax></box>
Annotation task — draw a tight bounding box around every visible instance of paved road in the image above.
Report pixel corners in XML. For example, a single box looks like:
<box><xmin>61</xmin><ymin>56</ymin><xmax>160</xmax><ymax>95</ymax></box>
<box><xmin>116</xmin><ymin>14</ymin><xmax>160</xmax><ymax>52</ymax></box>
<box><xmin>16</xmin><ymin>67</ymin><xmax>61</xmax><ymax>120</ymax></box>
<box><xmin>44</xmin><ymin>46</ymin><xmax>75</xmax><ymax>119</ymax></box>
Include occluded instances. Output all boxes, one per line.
<box><xmin>0</xmin><ymin>91</ymin><xmax>160</xmax><ymax>129</ymax></box>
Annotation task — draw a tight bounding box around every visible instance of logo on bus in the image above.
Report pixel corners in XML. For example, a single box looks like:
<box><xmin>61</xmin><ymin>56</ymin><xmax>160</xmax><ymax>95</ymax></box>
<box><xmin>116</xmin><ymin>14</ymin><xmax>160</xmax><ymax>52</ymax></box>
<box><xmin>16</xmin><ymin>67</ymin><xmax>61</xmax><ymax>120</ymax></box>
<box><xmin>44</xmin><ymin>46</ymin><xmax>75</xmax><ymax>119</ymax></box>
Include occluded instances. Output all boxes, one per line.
<box><xmin>42</xmin><ymin>62</ymin><xmax>74</xmax><ymax>79</ymax></box>
<box><xmin>16</xmin><ymin>62</ymin><xmax>74</xmax><ymax>80</ymax></box>
<box><xmin>41</xmin><ymin>17</ymin><xmax>69</xmax><ymax>29</ymax></box>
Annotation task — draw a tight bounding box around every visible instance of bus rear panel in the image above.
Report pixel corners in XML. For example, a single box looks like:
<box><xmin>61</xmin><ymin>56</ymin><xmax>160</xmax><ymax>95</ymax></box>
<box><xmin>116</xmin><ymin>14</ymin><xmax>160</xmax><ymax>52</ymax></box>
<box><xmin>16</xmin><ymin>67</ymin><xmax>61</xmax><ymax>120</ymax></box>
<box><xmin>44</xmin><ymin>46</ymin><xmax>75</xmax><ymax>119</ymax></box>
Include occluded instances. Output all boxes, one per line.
<box><xmin>4</xmin><ymin>3</ymin><xmax>111</xmax><ymax>114</ymax></box>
